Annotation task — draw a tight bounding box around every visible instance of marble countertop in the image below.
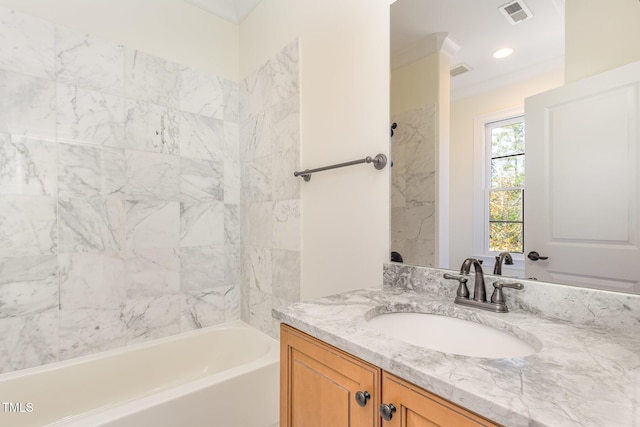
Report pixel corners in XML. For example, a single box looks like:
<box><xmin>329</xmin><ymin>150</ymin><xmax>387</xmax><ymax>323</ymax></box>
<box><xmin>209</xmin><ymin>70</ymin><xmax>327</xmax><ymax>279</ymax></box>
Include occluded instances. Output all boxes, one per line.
<box><xmin>273</xmin><ymin>285</ymin><xmax>640</xmax><ymax>427</ymax></box>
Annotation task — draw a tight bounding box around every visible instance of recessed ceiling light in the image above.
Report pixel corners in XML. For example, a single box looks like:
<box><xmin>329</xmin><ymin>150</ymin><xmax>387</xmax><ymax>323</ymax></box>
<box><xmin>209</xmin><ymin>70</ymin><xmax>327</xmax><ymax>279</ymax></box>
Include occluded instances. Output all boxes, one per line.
<box><xmin>493</xmin><ymin>47</ymin><xmax>514</xmax><ymax>59</ymax></box>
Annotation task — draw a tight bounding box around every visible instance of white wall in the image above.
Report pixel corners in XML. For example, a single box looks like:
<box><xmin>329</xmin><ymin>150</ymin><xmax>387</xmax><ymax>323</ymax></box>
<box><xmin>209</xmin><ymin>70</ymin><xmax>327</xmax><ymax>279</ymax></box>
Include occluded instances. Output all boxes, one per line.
<box><xmin>0</xmin><ymin>0</ymin><xmax>239</xmax><ymax>80</ymax></box>
<box><xmin>241</xmin><ymin>0</ymin><xmax>391</xmax><ymax>300</ymax></box>
<box><xmin>565</xmin><ymin>0</ymin><xmax>640</xmax><ymax>83</ymax></box>
<box><xmin>449</xmin><ymin>70</ymin><xmax>564</xmax><ymax>269</ymax></box>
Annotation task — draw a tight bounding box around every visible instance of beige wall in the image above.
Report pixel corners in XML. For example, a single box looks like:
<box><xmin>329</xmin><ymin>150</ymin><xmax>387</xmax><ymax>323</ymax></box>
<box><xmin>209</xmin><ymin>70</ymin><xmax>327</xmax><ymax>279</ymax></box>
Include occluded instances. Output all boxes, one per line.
<box><xmin>565</xmin><ymin>0</ymin><xmax>640</xmax><ymax>82</ymax></box>
<box><xmin>241</xmin><ymin>0</ymin><xmax>391</xmax><ymax>300</ymax></box>
<box><xmin>0</xmin><ymin>0</ymin><xmax>239</xmax><ymax>80</ymax></box>
<box><xmin>391</xmin><ymin>54</ymin><xmax>440</xmax><ymax>115</ymax></box>
<box><xmin>449</xmin><ymin>70</ymin><xmax>564</xmax><ymax>268</ymax></box>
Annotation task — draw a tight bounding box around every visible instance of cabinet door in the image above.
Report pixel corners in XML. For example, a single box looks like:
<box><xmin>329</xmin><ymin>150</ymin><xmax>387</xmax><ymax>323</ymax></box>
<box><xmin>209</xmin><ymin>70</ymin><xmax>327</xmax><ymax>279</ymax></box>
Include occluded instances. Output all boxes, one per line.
<box><xmin>280</xmin><ymin>324</ymin><xmax>381</xmax><ymax>427</ymax></box>
<box><xmin>380</xmin><ymin>372</ymin><xmax>500</xmax><ymax>427</ymax></box>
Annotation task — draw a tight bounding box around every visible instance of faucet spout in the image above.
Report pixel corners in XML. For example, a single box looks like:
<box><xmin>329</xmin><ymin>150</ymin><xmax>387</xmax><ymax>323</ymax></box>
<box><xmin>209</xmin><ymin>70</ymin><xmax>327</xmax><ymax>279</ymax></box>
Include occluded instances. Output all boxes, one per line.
<box><xmin>445</xmin><ymin>257</ymin><xmax>524</xmax><ymax>313</ymax></box>
<box><xmin>460</xmin><ymin>258</ymin><xmax>487</xmax><ymax>302</ymax></box>
<box><xmin>493</xmin><ymin>252</ymin><xmax>513</xmax><ymax>275</ymax></box>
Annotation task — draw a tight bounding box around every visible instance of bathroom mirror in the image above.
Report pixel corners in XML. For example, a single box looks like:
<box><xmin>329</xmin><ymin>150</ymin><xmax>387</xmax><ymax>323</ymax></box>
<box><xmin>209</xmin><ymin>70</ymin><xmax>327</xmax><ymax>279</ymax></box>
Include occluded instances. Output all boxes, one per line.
<box><xmin>390</xmin><ymin>0</ymin><xmax>640</xmax><ymax>293</ymax></box>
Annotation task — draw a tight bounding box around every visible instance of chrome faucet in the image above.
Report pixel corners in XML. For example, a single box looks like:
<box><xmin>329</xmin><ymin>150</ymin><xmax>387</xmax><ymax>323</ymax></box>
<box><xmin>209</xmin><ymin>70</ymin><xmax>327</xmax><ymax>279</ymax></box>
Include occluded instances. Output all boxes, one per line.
<box><xmin>493</xmin><ymin>252</ymin><xmax>513</xmax><ymax>275</ymax></box>
<box><xmin>444</xmin><ymin>257</ymin><xmax>523</xmax><ymax>313</ymax></box>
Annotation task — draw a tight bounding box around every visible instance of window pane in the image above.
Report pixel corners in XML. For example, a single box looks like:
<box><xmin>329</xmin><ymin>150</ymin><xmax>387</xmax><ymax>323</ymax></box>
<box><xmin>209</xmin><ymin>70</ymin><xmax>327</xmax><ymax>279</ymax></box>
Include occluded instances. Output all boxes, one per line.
<box><xmin>489</xmin><ymin>222</ymin><xmax>523</xmax><ymax>253</ymax></box>
<box><xmin>489</xmin><ymin>190</ymin><xmax>523</xmax><ymax>221</ymax></box>
<box><xmin>491</xmin><ymin>122</ymin><xmax>525</xmax><ymax>158</ymax></box>
<box><xmin>491</xmin><ymin>155</ymin><xmax>525</xmax><ymax>188</ymax></box>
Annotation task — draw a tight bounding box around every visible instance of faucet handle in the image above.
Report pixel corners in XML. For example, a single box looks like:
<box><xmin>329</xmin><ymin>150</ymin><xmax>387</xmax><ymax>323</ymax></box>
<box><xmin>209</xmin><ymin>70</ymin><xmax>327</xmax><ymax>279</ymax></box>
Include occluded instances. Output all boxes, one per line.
<box><xmin>443</xmin><ymin>273</ymin><xmax>470</xmax><ymax>298</ymax></box>
<box><xmin>490</xmin><ymin>281</ymin><xmax>523</xmax><ymax>304</ymax></box>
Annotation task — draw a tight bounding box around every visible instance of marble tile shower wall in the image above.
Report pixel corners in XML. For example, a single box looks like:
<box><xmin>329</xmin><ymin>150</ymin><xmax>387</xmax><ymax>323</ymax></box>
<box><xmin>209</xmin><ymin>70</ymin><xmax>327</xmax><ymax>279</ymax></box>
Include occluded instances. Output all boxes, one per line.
<box><xmin>390</xmin><ymin>105</ymin><xmax>436</xmax><ymax>266</ymax></box>
<box><xmin>240</xmin><ymin>40</ymin><xmax>301</xmax><ymax>338</ymax></box>
<box><xmin>0</xmin><ymin>8</ymin><xmax>241</xmax><ymax>373</ymax></box>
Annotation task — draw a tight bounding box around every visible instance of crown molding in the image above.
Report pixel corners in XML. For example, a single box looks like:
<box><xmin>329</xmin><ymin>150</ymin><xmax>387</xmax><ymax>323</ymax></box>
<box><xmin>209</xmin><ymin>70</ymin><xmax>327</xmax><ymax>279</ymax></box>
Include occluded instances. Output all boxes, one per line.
<box><xmin>391</xmin><ymin>33</ymin><xmax>460</xmax><ymax>70</ymax></box>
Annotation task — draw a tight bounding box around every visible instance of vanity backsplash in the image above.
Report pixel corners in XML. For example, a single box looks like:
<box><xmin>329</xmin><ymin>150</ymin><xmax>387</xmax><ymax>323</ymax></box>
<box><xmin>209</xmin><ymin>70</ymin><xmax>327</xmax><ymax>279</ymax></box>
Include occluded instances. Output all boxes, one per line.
<box><xmin>383</xmin><ymin>262</ymin><xmax>640</xmax><ymax>331</ymax></box>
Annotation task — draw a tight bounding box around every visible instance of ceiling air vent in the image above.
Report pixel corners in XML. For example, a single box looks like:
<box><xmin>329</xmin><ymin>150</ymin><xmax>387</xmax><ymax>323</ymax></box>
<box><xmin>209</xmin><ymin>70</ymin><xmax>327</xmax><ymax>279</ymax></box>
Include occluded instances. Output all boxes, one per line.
<box><xmin>450</xmin><ymin>63</ymin><xmax>472</xmax><ymax>77</ymax></box>
<box><xmin>499</xmin><ymin>1</ymin><xmax>534</xmax><ymax>25</ymax></box>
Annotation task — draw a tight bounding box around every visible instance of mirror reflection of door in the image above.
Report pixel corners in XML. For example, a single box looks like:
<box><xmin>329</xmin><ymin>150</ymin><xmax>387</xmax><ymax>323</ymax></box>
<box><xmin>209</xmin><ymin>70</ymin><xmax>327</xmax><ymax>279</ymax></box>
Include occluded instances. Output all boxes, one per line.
<box><xmin>524</xmin><ymin>61</ymin><xmax>640</xmax><ymax>293</ymax></box>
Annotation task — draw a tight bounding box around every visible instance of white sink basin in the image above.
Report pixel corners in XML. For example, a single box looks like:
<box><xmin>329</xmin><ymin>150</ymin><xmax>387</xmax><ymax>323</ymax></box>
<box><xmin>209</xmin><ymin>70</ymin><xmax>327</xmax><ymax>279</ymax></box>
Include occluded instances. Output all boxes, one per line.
<box><xmin>366</xmin><ymin>312</ymin><xmax>539</xmax><ymax>358</ymax></box>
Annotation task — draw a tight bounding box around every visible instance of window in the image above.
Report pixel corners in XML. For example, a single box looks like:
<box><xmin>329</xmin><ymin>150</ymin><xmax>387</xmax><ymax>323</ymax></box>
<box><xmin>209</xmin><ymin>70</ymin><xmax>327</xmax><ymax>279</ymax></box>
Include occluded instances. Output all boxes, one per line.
<box><xmin>485</xmin><ymin>116</ymin><xmax>525</xmax><ymax>253</ymax></box>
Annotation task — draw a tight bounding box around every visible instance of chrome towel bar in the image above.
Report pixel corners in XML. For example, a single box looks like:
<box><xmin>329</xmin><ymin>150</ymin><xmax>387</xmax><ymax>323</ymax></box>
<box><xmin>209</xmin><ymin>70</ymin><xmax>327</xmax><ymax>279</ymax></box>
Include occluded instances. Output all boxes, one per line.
<box><xmin>293</xmin><ymin>153</ymin><xmax>388</xmax><ymax>181</ymax></box>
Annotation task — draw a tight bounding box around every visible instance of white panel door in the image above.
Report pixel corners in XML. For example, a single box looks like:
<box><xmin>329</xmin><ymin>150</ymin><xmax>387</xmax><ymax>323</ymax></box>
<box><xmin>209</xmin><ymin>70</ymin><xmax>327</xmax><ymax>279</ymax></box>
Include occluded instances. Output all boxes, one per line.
<box><xmin>524</xmin><ymin>61</ymin><xmax>640</xmax><ymax>293</ymax></box>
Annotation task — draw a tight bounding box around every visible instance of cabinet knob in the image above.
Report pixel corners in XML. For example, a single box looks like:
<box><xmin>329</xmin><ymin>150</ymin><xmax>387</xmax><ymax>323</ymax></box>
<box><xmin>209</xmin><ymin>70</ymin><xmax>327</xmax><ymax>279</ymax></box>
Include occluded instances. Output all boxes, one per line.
<box><xmin>379</xmin><ymin>403</ymin><xmax>397</xmax><ymax>421</ymax></box>
<box><xmin>355</xmin><ymin>390</ymin><xmax>371</xmax><ymax>407</ymax></box>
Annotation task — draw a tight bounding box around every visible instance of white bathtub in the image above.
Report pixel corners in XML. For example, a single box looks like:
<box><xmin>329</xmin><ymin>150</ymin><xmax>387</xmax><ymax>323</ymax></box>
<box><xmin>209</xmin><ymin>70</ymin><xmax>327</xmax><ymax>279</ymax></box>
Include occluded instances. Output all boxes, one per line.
<box><xmin>0</xmin><ymin>321</ymin><xmax>280</xmax><ymax>427</ymax></box>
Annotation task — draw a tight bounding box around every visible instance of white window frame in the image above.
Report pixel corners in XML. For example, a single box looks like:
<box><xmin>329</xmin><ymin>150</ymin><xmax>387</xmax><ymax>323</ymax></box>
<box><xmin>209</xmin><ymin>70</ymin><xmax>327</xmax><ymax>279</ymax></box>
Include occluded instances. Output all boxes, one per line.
<box><xmin>472</xmin><ymin>107</ymin><xmax>525</xmax><ymax>274</ymax></box>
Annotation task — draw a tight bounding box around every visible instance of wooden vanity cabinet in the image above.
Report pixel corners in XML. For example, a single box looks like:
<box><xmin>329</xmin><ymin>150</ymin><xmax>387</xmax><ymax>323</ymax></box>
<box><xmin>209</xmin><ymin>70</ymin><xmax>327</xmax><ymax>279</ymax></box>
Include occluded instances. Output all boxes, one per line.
<box><xmin>381</xmin><ymin>371</ymin><xmax>500</xmax><ymax>427</ymax></box>
<box><xmin>281</xmin><ymin>324</ymin><xmax>501</xmax><ymax>427</ymax></box>
<box><xmin>280</xmin><ymin>324</ymin><xmax>381</xmax><ymax>427</ymax></box>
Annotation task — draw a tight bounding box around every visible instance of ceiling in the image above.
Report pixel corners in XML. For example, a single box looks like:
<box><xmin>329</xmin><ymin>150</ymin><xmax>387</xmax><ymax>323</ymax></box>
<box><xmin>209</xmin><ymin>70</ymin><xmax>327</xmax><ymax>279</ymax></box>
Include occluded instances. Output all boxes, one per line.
<box><xmin>185</xmin><ymin>0</ymin><xmax>564</xmax><ymax>100</ymax></box>
<box><xmin>391</xmin><ymin>0</ymin><xmax>565</xmax><ymax>100</ymax></box>
<box><xmin>183</xmin><ymin>0</ymin><xmax>261</xmax><ymax>24</ymax></box>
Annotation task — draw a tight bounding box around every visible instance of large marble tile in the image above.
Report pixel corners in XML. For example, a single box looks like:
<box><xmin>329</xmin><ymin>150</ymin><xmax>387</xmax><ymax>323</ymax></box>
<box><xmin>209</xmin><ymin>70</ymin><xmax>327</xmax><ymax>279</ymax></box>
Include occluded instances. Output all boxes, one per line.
<box><xmin>0</xmin><ymin>7</ymin><xmax>55</xmax><ymax>79</ymax></box>
<box><xmin>390</xmin><ymin>132</ymin><xmax>407</xmax><ymax>208</ymax></box>
<box><xmin>243</xmin><ymin>201</ymin><xmax>273</xmax><ymax>248</ymax></box>
<box><xmin>122</xmin><ymin>294</ymin><xmax>181</xmax><ymax>344</ymax></box>
<box><xmin>178</xmin><ymin>66</ymin><xmax>223</xmax><ymax>119</ymax></box>
<box><xmin>179</xmin><ymin>156</ymin><xmax>223</xmax><ymax>203</ymax></box>
<box><xmin>55</xmin><ymin>26</ymin><xmax>124</xmax><ymax>96</ymax></box>
<box><xmin>125</xmin><ymin>150</ymin><xmax>179</xmax><ymax>201</ymax></box>
<box><xmin>271</xmin><ymin>148</ymin><xmax>300</xmax><ymax>201</ymax></box>
<box><xmin>224</xmin><ymin>204</ymin><xmax>240</xmax><ymax>247</ymax></box>
<box><xmin>223</xmin><ymin>121</ymin><xmax>240</xmax><ymax>203</ymax></box>
<box><xmin>56</xmin><ymin>83</ymin><xmax>125</xmax><ymax>147</ymax></box>
<box><xmin>240</xmin><ymin>111</ymin><xmax>271</xmax><ymax>162</ymax></box>
<box><xmin>0</xmin><ymin>255</ymin><xmax>58</xmax><ymax>318</ymax></box>
<box><xmin>0</xmin><ymin>196</ymin><xmax>56</xmax><ymax>257</ymax></box>
<box><xmin>180</xmin><ymin>201</ymin><xmax>224</xmax><ymax>248</ymax></box>
<box><xmin>224</xmin><ymin>285</ymin><xmax>241</xmax><ymax>321</ymax></box>
<box><xmin>271</xmin><ymin>249</ymin><xmax>300</xmax><ymax>301</ymax></box>
<box><xmin>58</xmin><ymin>142</ymin><xmax>126</xmax><ymax>198</ymax></box>
<box><xmin>125</xmin><ymin>200</ymin><xmax>180</xmax><ymax>251</ymax></box>
<box><xmin>58</xmin><ymin>198</ymin><xmax>125</xmax><ymax>254</ymax></box>
<box><xmin>242</xmin><ymin>157</ymin><xmax>272</xmax><ymax>203</ymax></box>
<box><xmin>180</xmin><ymin>245</ymin><xmax>225</xmax><ymax>290</ymax></box>
<box><xmin>242</xmin><ymin>60</ymin><xmax>273</xmax><ymax>118</ymax></box>
<box><xmin>58</xmin><ymin>307</ymin><xmax>126</xmax><ymax>361</ymax></box>
<box><xmin>0</xmin><ymin>310</ymin><xmax>58</xmax><ymax>373</ymax></box>
<box><xmin>273</xmin><ymin>200</ymin><xmax>300</xmax><ymax>251</ymax></box>
<box><xmin>223</xmin><ymin>79</ymin><xmax>240</xmax><ymax>124</ymax></box>
<box><xmin>59</xmin><ymin>252</ymin><xmax>126</xmax><ymax>309</ymax></box>
<box><xmin>0</xmin><ymin>70</ymin><xmax>56</xmax><ymax>137</ymax></box>
<box><xmin>248</xmin><ymin>287</ymin><xmax>285</xmax><ymax>339</ymax></box>
<box><xmin>126</xmin><ymin>248</ymin><xmax>180</xmax><ymax>297</ymax></box>
<box><xmin>406</xmin><ymin>172</ymin><xmax>436</xmax><ymax>206</ymax></box>
<box><xmin>180</xmin><ymin>287</ymin><xmax>226</xmax><ymax>331</ymax></box>
<box><xmin>178</xmin><ymin>112</ymin><xmax>224</xmax><ymax>162</ymax></box>
<box><xmin>124</xmin><ymin>49</ymin><xmax>179</xmax><ymax>107</ymax></box>
<box><xmin>241</xmin><ymin>39</ymin><xmax>298</xmax><ymax>118</ymax></box>
<box><xmin>247</xmin><ymin>246</ymin><xmax>272</xmax><ymax>294</ymax></box>
<box><xmin>124</xmin><ymin>100</ymin><xmax>179</xmax><ymax>155</ymax></box>
<box><xmin>224</xmin><ymin>244</ymin><xmax>241</xmax><ymax>287</ymax></box>
<box><xmin>0</xmin><ymin>133</ymin><xmax>57</xmax><ymax>196</ymax></box>
<box><xmin>270</xmin><ymin>39</ymin><xmax>299</xmax><ymax>106</ymax></box>
<box><xmin>272</xmin><ymin>94</ymin><xmax>300</xmax><ymax>155</ymax></box>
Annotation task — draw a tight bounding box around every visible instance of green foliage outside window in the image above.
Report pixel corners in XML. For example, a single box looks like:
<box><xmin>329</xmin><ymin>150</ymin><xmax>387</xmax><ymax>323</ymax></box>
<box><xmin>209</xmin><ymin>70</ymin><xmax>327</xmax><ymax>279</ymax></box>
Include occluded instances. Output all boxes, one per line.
<box><xmin>488</xmin><ymin>121</ymin><xmax>524</xmax><ymax>253</ymax></box>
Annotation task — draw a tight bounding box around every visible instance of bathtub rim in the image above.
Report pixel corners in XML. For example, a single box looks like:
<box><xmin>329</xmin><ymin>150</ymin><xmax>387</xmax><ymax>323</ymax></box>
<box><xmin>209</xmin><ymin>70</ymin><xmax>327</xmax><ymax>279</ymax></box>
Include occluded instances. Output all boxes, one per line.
<box><xmin>0</xmin><ymin>320</ymin><xmax>277</xmax><ymax>382</ymax></box>
<box><xmin>42</xmin><ymin>320</ymin><xmax>280</xmax><ymax>427</ymax></box>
